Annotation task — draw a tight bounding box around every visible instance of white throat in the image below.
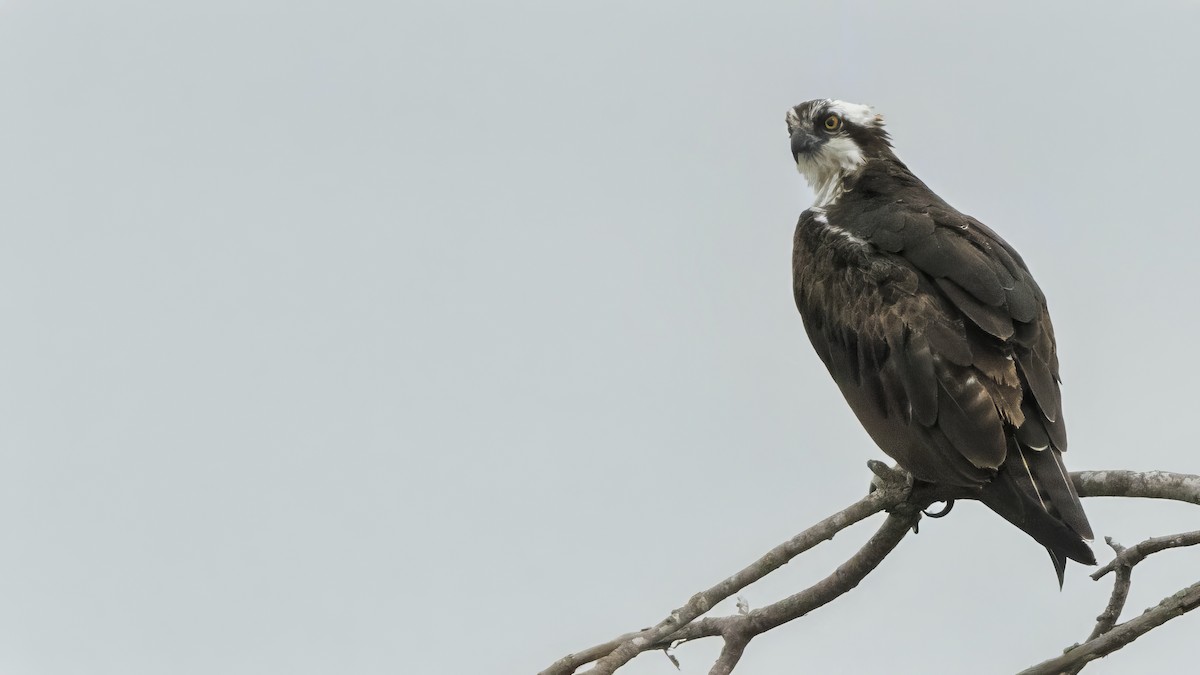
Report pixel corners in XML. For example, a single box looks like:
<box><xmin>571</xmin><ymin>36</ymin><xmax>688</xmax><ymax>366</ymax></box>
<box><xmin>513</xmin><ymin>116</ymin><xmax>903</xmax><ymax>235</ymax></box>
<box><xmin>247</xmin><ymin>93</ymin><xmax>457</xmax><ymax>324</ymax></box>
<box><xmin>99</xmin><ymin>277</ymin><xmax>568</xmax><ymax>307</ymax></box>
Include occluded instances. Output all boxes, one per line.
<box><xmin>796</xmin><ymin>136</ymin><xmax>866</xmax><ymax>207</ymax></box>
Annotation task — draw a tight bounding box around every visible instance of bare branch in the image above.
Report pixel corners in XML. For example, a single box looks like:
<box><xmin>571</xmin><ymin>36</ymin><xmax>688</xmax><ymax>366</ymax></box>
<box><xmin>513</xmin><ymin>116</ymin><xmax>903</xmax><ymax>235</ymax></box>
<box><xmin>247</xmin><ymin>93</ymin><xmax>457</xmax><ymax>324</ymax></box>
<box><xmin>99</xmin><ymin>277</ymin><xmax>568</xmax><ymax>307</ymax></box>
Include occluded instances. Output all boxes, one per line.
<box><xmin>1056</xmin><ymin>530</ymin><xmax>1200</xmax><ymax>675</ymax></box>
<box><xmin>541</xmin><ymin>469</ymin><xmax>1200</xmax><ymax>675</ymax></box>
<box><xmin>547</xmin><ymin>504</ymin><xmax>925</xmax><ymax>675</ymax></box>
<box><xmin>665</xmin><ymin>506</ymin><xmax>922</xmax><ymax>644</ymax></box>
<box><xmin>1085</xmin><ymin>538</ymin><xmax>1131</xmax><ymax>643</ymax></box>
<box><xmin>539</xmin><ymin>631</ymin><xmax>645</xmax><ymax>675</ymax></box>
<box><xmin>1018</xmin><ymin>581</ymin><xmax>1200</xmax><ymax>675</ymax></box>
<box><xmin>1073</xmin><ymin>470</ymin><xmax>1200</xmax><ymax>505</ymax></box>
<box><xmin>745</xmin><ymin>507</ymin><xmax>920</xmax><ymax>633</ymax></box>
<box><xmin>707</xmin><ymin>633</ymin><xmax>749</xmax><ymax>675</ymax></box>
<box><xmin>539</xmin><ymin>466</ymin><xmax>914</xmax><ymax>675</ymax></box>
<box><xmin>1091</xmin><ymin>530</ymin><xmax>1200</xmax><ymax>581</ymax></box>
<box><xmin>1059</xmin><ymin>539</ymin><xmax>1131</xmax><ymax>675</ymax></box>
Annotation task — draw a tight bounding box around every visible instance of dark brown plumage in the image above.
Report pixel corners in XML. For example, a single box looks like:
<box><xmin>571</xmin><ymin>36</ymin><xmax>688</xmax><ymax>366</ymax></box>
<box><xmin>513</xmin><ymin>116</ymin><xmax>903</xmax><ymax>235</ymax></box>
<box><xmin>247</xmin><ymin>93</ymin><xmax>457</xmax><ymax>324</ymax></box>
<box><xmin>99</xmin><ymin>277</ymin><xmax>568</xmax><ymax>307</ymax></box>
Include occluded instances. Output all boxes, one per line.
<box><xmin>788</xmin><ymin>99</ymin><xmax>1095</xmax><ymax>583</ymax></box>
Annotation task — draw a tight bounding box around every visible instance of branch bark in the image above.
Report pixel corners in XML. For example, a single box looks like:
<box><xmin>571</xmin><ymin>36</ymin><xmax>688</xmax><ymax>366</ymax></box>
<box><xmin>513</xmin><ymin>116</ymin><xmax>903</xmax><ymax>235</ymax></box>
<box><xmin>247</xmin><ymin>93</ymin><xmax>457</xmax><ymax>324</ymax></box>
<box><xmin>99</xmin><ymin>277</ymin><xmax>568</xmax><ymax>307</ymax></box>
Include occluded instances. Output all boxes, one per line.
<box><xmin>1071</xmin><ymin>470</ymin><xmax>1200</xmax><ymax>505</ymax></box>
<box><xmin>707</xmin><ymin>634</ymin><xmax>749</xmax><ymax>675</ymax></box>
<box><xmin>541</xmin><ymin>469</ymin><xmax>1200</xmax><ymax>675</ymax></box>
<box><xmin>1051</xmin><ymin>529</ymin><xmax>1200</xmax><ymax>675</ymax></box>
<box><xmin>1090</xmin><ymin>530</ymin><xmax>1200</xmax><ymax>581</ymax></box>
<box><xmin>1083</xmin><ymin>538</ymin><xmax>1130</xmax><ymax>644</ymax></box>
<box><xmin>539</xmin><ymin>462</ymin><xmax>925</xmax><ymax>675</ymax></box>
<box><xmin>1019</xmin><ymin>581</ymin><xmax>1200</xmax><ymax>675</ymax></box>
<box><xmin>659</xmin><ymin>505</ymin><xmax>921</xmax><ymax>649</ymax></box>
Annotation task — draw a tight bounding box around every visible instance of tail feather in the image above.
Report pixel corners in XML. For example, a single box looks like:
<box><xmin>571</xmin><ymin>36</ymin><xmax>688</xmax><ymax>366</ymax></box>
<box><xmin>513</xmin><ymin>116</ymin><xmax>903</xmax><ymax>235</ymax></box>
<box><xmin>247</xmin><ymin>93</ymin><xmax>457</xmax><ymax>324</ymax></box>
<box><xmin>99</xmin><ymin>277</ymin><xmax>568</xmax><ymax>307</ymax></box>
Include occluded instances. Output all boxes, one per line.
<box><xmin>1046</xmin><ymin>548</ymin><xmax>1067</xmax><ymax>588</ymax></box>
<box><xmin>980</xmin><ymin>440</ymin><xmax>1095</xmax><ymax>585</ymax></box>
<box><xmin>1045</xmin><ymin>448</ymin><xmax>1093</xmax><ymax>540</ymax></box>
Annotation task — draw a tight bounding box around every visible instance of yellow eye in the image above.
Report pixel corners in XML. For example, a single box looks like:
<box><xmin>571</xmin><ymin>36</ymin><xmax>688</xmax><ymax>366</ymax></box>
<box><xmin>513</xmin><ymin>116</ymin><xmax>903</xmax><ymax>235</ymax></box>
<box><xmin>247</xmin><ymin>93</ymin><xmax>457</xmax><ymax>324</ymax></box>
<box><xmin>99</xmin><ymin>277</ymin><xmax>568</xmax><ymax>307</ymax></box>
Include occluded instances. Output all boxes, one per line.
<box><xmin>823</xmin><ymin>114</ymin><xmax>842</xmax><ymax>131</ymax></box>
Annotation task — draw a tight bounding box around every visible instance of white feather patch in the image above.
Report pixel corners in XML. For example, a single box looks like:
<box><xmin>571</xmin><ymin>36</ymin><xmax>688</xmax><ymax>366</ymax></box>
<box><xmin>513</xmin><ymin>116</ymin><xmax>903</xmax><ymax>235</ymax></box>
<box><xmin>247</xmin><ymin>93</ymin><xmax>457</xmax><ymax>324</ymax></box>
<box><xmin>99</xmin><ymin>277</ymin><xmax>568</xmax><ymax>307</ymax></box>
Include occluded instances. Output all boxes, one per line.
<box><xmin>795</xmin><ymin>135</ymin><xmax>865</xmax><ymax>207</ymax></box>
<box><xmin>812</xmin><ymin>209</ymin><xmax>867</xmax><ymax>246</ymax></box>
<box><xmin>829</xmin><ymin>100</ymin><xmax>881</xmax><ymax>127</ymax></box>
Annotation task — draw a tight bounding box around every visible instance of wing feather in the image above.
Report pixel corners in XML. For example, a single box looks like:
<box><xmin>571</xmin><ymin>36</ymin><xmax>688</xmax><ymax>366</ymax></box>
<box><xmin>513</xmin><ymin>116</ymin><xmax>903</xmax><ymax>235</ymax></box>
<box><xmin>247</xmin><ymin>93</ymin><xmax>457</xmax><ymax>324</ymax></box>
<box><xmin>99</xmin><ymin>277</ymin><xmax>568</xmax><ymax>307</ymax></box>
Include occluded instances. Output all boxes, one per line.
<box><xmin>934</xmin><ymin>364</ymin><xmax>1007</xmax><ymax>469</ymax></box>
<box><xmin>935</xmin><ymin>277</ymin><xmax>1015</xmax><ymax>339</ymax></box>
<box><xmin>793</xmin><ymin>159</ymin><xmax>1093</xmax><ymax>579</ymax></box>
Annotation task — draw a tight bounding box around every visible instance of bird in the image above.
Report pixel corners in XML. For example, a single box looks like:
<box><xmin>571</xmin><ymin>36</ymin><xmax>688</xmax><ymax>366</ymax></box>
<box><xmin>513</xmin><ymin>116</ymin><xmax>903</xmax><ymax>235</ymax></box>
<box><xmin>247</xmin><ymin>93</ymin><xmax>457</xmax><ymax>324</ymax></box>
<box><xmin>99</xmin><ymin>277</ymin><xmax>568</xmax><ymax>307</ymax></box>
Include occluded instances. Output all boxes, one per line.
<box><xmin>786</xmin><ymin>99</ymin><xmax>1095</xmax><ymax>583</ymax></box>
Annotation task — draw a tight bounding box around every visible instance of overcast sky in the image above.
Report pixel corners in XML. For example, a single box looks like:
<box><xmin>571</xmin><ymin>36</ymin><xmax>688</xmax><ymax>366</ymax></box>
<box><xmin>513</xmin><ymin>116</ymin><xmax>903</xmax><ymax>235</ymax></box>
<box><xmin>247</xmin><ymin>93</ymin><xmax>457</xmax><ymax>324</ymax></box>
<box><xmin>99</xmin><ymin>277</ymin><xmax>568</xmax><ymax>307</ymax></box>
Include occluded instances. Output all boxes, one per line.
<box><xmin>2</xmin><ymin>1</ymin><xmax>1199</xmax><ymax>674</ymax></box>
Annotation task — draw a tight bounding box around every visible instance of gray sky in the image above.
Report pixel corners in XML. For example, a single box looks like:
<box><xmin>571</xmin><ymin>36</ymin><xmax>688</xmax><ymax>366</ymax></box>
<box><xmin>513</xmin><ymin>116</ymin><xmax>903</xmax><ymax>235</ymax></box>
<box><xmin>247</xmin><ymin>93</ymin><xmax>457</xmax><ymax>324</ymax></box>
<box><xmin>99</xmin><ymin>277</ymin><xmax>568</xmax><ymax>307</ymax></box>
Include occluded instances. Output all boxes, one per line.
<box><xmin>2</xmin><ymin>1</ymin><xmax>1199</xmax><ymax>674</ymax></box>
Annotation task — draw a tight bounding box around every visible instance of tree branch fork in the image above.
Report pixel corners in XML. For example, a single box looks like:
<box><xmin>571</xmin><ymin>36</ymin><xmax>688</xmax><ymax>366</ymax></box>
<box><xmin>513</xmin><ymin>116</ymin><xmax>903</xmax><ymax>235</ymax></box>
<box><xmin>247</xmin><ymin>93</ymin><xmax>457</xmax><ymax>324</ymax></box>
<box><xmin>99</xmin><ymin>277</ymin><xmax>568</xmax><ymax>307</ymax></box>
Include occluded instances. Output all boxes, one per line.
<box><xmin>540</xmin><ymin>469</ymin><xmax>1200</xmax><ymax>675</ymax></box>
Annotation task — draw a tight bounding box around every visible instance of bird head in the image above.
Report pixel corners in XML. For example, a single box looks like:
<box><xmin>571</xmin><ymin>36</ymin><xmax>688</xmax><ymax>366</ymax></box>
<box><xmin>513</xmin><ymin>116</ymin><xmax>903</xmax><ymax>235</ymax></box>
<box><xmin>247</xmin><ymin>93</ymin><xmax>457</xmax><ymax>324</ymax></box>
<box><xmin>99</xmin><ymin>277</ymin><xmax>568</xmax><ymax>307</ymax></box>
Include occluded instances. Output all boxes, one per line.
<box><xmin>786</xmin><ymin>99</ymin><xmax>892</xmax><ymax>204</ymax></box>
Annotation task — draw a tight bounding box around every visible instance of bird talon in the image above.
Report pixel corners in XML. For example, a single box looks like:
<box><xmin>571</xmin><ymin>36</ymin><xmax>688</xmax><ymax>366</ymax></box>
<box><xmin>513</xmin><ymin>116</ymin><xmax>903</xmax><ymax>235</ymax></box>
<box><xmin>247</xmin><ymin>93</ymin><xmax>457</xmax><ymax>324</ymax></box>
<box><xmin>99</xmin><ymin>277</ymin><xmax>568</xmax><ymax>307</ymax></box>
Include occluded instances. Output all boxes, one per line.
<box><xmin>867</xmin><ymin>460</ymin><xmax>912</xmax><ymax>497</ymax></box>
<box><xmin>922</xmin><ymin>500</ymin><xmax>955</xmax><ymax>518</ymax></box>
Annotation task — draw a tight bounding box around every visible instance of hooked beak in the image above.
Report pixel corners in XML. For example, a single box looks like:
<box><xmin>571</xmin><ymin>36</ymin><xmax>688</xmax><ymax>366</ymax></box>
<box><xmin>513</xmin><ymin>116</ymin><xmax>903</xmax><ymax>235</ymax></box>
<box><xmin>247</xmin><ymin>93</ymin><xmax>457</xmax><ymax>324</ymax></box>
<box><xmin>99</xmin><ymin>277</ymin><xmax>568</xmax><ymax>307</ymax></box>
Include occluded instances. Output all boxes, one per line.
<box><xmin>791</xmin><ymin>129</ymin><xmax>820</xmax><ymax>162</ymax></box>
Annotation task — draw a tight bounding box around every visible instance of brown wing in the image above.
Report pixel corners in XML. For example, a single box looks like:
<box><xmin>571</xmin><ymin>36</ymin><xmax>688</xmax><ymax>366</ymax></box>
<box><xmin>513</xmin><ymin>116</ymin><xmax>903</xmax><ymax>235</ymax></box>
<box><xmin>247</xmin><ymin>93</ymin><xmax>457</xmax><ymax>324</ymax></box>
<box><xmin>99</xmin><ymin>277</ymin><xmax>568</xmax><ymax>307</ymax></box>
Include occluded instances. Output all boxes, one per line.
<box><xmin>794</xmin><ymin>207</ymin><xmax>1020</xmax><ymax>486</ymax></box>
<box><xmin>794</xmin><ymin>187</ymin><xmax>1094</xmax><ymax>579</ymax></box>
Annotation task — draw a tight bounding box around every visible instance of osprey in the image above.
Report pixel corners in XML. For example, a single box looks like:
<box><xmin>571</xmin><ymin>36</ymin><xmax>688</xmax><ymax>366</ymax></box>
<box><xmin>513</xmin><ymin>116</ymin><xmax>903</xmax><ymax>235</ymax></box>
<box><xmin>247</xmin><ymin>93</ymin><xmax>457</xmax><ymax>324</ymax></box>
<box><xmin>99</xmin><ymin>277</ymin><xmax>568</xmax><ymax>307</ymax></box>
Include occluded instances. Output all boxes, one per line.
<box><xmin>787</xmin><ymin>99</ymin><xmax>1095</xmax><ymax>582</ymax></box>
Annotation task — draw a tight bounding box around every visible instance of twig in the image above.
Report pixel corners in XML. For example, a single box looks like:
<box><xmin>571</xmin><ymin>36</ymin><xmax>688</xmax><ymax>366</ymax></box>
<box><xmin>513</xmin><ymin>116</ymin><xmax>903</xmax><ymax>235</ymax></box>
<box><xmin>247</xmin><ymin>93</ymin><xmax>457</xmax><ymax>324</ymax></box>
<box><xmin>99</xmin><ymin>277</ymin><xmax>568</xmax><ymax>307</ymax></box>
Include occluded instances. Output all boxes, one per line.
<box><xmin>1085</xmin><ymin>538</ymin><xmax>1130</xmax><ymax>642</ymax></box>
<box><xmin>1056</xmin><ymin>530</ymin><xmax>1200</xmax><ymax>675</ymax></box>
<box><xmin>1091</xmin><ymin>530</ymin><xmax>1200</xmax><ymax>581</ymax></box>
<box><xmin>1018</xmin><ymin>581</ymin><xmax>1200</xmax><ymax>675</ymax></box>
<box><xmin>1059</xmin><ymin>539</ymin><xmax>1131</xmax><ymax>675</ymax></box>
